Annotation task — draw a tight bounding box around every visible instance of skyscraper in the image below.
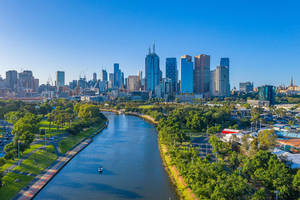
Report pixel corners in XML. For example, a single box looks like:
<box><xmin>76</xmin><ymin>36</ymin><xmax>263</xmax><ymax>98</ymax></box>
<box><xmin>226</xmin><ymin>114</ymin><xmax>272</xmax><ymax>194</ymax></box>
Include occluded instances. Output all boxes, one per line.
<box><xmin>127</xmin><ymin>75</ymin><xmax>141</xmax><ymax>92</ymax></box>
<box><xmin>180</xmin><ymin>55</ymin><xmax>194</xmax><ymax>94</ymax></box>
<box><xmin>138</xmin><ymin>70</ymin><xmax>142</xmax><ymax>79</ymax></box>
<box><xmin>220</xmin><ymin>57</ymin><xmax>230</xmax><ymax>94</ymax></box>
<box><xmin>5</xmin><ymin>70</ymin><xmax>17</xmax><ymax>91</ymax></box>
<box><xmin>100</xmin><ymin>69</ymin><xmax>108</xmax><ymax>82</ymax></box>
<box><xmin>145</xmin><ymin>44</ymin><xmax>160</xmax><ymax>92</ymax></box>
<box><xmin>194</xmin><ymin>54</ymin><xmax>210</xmax><ymax>94</ymax></box>
<box><xmin>56</xmin><ymin>71</ymin><xmax>65</xmax><ymax>88</ymax></box>
<box><xmin>19</xmin><ymin>70</ymin><xmax>34</xmax><ymax>89</ymax></box>
<box><xmin>220</xmin><ymin>57</ymin><xmax>230</xmax><ymax>68</ymax></box>
<box><xmin>258</xmin><ymin>85</ymin><xmax>276</xmax><ymax>105</ymax></box>
<box><xmin>210</xmin><ymin>65</ymin><xmax>230</xmax><ymax>97</ymax></box>
<box><xmin>239</xmin><ymin>82</ymin><xmax>253</xmax><ymax>93</ymax></box>
<box><xmin>92</xmin><ymin>72</ymin><xmax>97</xmax><ymax>82</ymax></box>
<box><xmin>166</xmin><ymin>57</ymin><xmax>177</xmax><ymax>93</ymax></box>
<box><xmin>113</xmin><ymin>63</ymin><xmax>121</xmax><ymax>88</ymax></box>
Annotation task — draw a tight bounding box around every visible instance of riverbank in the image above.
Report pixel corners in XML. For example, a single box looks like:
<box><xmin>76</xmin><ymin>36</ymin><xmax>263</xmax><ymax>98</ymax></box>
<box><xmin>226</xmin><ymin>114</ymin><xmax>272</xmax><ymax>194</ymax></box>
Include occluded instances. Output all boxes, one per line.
<box><xmin>123</xmin><ymin>111</ymin><xmax>197</xmax><ymax>200</ymax></box>
<box><xmin>125</xmin><ymin>111</ymin><xmax>158</xmax><ymax>125</ymax></box>
<box><xmin>159</xmin><ymin>142</ymin><xmax>198</xmax><ymax>200</ymax></box>
<box><xmin>13</xmin><ymin>121</ymin><xmax>107</xmax><ymax>200</ymax></box>
<box><xmin>99</xmin><ymin>109</ymin><xmax>158</xmax><ymax>125</ymax></box>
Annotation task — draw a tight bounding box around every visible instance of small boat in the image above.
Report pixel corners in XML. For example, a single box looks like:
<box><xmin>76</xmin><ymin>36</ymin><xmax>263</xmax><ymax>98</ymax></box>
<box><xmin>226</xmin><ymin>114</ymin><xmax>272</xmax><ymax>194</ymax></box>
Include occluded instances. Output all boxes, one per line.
<box><xmin>98</xmin><ymin>166</ymin><xmax>103</xmax><ymax>173</ymax></box>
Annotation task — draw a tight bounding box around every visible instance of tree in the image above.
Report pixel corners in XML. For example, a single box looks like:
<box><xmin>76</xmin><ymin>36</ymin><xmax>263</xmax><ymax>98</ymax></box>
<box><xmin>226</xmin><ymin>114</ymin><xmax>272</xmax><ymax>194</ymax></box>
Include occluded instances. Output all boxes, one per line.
<box><xmin>293</xmin><ymin>169</ymin><xmax>300</xmax><ymax>191</ymax></box>
<box><xmin>0</xmin><ymin>157</ymin><xmax>5</xmax><ymax>166</ymax></box>
<box><xmin>251</xmin><ymin>188</ymin><xmax>267</xmax><ymax>200</ymax></box>
<box><xmin>4</xmin><ymin>111</ymin><xmax>24</xmax><ymax>124</ymax></box>
<box><xmin>47</xmin><ymin>112</ymin><xmax>55</xmax><ymax>131</ymax></box>
<box><xmin>209</xmin><ymin>136</ymin><xmax>232</xmax><ymax>158</ymax></box>
<box><xmin>258</xmin><ymin>129</ymin><xmax>277</xmax><ymax>150</ymax></box>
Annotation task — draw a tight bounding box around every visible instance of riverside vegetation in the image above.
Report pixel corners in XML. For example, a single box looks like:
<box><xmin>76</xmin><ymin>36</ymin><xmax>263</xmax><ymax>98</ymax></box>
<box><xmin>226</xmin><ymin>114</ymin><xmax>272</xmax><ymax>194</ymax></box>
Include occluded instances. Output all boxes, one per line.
<box><xmin>102</xmin><ymin>101</ymin><xmax>300</xmax><ymax>200</ymax></box>
<box><xmin>0</xmin><ymin>99</ymin><xmax>106</xmax><ymax>200</ymax></box>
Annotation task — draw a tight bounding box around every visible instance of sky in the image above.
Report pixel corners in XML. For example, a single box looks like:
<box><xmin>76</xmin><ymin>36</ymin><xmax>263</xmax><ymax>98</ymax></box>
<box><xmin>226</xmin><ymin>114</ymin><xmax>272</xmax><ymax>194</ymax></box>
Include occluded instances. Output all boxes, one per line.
<box><xmin>0</xmin><ymin>0</ymin><xmax>299</xmax><ymax>88</ymax></box>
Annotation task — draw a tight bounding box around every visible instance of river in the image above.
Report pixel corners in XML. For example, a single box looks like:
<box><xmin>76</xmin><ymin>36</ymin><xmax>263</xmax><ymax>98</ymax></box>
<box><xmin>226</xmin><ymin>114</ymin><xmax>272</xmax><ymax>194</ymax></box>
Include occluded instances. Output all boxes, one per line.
<box><xmin>34</xmin><ymin>112</ymin><xmax>178</xmax><ymax>200</ymax></box>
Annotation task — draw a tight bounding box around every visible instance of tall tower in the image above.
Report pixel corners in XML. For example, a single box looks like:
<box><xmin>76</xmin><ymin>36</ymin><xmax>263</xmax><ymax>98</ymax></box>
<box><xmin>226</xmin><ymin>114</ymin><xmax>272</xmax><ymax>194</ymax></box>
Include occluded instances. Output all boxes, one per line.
<box><xmin>5</xmin><ymin>70</ymin><xmax>18</xmax><ymax>91</ymax></box>
<box><xmin>56</xmin><ymin>71</ymin><xmax>65</xmax><ymax>87</ymax></box>
<box><xmin>166</xmin><ymin>57</ymin><xmax>178</xmax><ymax>94</ymax></box>
<box><xmin>100</xmin><ymin>69</ymin><xmax>108</xmax><ymax>82</ymax></box>
<box><xmin>220</xmin><ymin>58</ymin><xmax>230</xmax><ymax>68</ymax></box>
<box><xmin>194</xmin><ymin>54</ymin><xmax>210</xmax><ymax>94</ymax></box>
<box><xmin>145</xmin><ymin>44</ymin><xmax>160</xmax><ymax>92</ymax></box>
<box><xmin>180</xmin><ymin>55</ymin><xmax>193</xmax><ymax>94</ymax></box>
<box><xmin>290</xmin><ymin>76</ymin><xmax>294</xmax><ymax>87</ymax></box>
<box><xmin>93</xmin><ymin>72</ymin><xmax>97</xmax><ymax>82</ymax></box>
<box><xmin>210</xmin><ymin>66</ymin><xmax>230</xmax><ymax>97</ymax></box>
<box><xmin>220</xmin><ymin>57</ymin><xmax>230</xmax><ymax>95</ymax></box>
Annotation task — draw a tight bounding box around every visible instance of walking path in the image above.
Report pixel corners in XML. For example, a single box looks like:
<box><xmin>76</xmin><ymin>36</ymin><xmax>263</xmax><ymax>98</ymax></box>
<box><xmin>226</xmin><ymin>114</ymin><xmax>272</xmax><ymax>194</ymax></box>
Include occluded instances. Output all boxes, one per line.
<box><xmin>13</xmin><ymin>124</ymin><xmax>107</xmax><ymax>200</ymax></box>
<box><xmin>14</xmin><ymin>138</ymin><xmax>92</xmax><ymax>200</ymax></box>
<box><xmin>3</xmin><ymin>147</ymin><xmax>44</xmax><ymax>176</ymax></box>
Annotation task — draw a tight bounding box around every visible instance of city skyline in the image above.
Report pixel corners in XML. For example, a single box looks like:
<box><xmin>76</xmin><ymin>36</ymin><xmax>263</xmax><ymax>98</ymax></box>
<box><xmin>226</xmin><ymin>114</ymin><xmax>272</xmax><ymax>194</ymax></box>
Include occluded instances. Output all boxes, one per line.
<box><xmin>0</xmin><ymin>0</ymin><xmax>299</xmax><ymax>87</ymax></box>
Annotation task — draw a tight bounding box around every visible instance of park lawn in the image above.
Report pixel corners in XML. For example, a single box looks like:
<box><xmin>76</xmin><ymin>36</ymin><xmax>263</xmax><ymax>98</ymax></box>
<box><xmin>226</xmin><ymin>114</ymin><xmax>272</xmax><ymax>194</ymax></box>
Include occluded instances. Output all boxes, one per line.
<box><xmin>0</xmin><ymin>160</ymin><xmax>14</xmax><ymax>172</ymax></box>
<box><xmin>14</xmin><ymin>145</ymin><xmax>57</xmax><ymax>175</ymax></box>
<box><xmin>0</xmin><ymin>172</ymin><xmax>34</xmax><ymax>200</ymax></box>
<box><xmin>138</xmin><ymin>105</ymin><xmax>155</xmax><ymax>109</ymax></box>
<box><xmin>40</xmin><ymin>120</ymin><xmax>69</xmax><ymax>137</ymax></box>
<box><xmin>40</xmin><ymin>120</ymin><xmax>69</xmax><ymax>130</ymax></box>
<box><xmin>58</xmin><ymin>122</ymin><xmax>105</xmax><ymax>154</ymax></box>
<box><xmin>0</xmin><ymin>144</ymin><xmax>43</xmax><ymax>172</ymax></box>
<box><xmin>22</xmin><ymin>144</ymin><xmax>43</xmax><ymax>155</ymax></box>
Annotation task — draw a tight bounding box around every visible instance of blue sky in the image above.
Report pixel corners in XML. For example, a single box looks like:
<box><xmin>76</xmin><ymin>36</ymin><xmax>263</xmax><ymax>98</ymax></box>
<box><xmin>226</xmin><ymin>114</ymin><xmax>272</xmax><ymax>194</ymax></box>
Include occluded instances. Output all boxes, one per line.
<box><xmin>0</xmin><ymin>0</ymin><xmax>299</xmax><ymax>88</ymax></box>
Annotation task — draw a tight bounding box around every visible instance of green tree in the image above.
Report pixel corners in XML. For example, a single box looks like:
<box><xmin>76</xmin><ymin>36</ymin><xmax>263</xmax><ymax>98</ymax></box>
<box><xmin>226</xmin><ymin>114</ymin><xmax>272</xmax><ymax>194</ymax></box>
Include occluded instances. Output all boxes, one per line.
<box><xmin>258</xmin><ymin>129</ymin><xmax>277</xmax><ymax>150</ymax></box>
<box><xmin>293</xmin><ymin>169</ymin><xmax>300</xmax><ymax>191</ymax></box>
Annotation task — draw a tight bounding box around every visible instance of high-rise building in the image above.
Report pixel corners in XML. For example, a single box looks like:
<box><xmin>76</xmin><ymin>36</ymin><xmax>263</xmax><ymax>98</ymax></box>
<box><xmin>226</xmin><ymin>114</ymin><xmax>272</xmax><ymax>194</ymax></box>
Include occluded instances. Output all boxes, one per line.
<box><xmin>108</xmin><ymin>73</ymin><xmax>114</xmax><ymax>89</ymax></box>
<box><xmin>121</xmin><ymin>72</ymin><xmax>124</xmax><ymax>88</ymax></box>
<box><xmin>194</xmin><ymin>54</ymin><xmax>210</xmax><ymax>94</ymax></box>
<box><xmin>138</xmin><ymin>70</ymin><xmax>143</xmax><ymax>80</ymax></box>
<box><xmin>220</xmin><ymin>57</ymin><xmax>230</xmax><ymax>94</ymax></box>
<box><xmin>145</xmin><ymin>44</ymin><xmax>160</xmax><ymax>92</ymax></box>
<box><xmin>56</xmin><ymin>71</ymin><xmax>65</xmax><ymax>88</ymax></box>
<box><xmin>100</xmin><ymin>69</ymin><xmax>108</xmax><ymax>82</ymax></box>
<box><xmin>33</xmin><ymin>79</ymin><xmax>39</xmax><ymax>92</ymax></box>
<box><xmin>92</xmin><ymin>72</ymin><xmax>97</xmax><ymax>82</ymax></box>
<box><xmin>180</xmin><ymin>55</ymin><xmax>194</xmax><ymax>94</ymax></box>
<box><xmin>258</xmin><ymin>85</ymin><xmax>276</xmax><ymax>105</ymax></box>
<box><xmin>239</xmin><ymin>82</ymin><xmax>253</xmax><ymax>93</ymax></box>
<box><xmin>220</xmin><ymin>57</ymin><xmax>230</xmax><ymax>68</ymax></box>
<box><xmin>5</xmin><ymin>70</ymin><xmax>18</xmax><ymax>91</ymax></box>
<box><xmin>127</xmin><ymin>75</ymin><xmax>141</xmax><ymax>92</ymax></box>
<box><xmin>210</xmin><ymin>65</ymin><xmax>230</xmax><ymax>97</ymax></box>
<box><xmin>113</xmin><ymin>63</ymin><xmax>122</xmax><ymax>88</ymax></box>
<box><xmin>166</xmin><ymin>57</ymin><xmax>177</xmax><ymax>94</ymax></box>
<box><xmin>19</xmin><ymin>70</ymin><xmax>34</xmax><ymax>89</ymax></box>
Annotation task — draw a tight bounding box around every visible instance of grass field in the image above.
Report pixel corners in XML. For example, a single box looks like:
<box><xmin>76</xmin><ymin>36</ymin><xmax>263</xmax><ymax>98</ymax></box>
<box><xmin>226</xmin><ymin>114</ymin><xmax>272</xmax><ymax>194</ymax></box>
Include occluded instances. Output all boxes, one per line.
<box><xmin>39</xmin><ymin>120</ymin><xmax>69</xmax><ymax>137</ymax></box>
<box><xmin>138</xmin><ymin>105</ymin><xmax>155</xmax><ymax>109</ymax></box>
<box><xmin>0</xmin><ymin>172</ymin><xmax>34</xmax><ymax>200</ymax></box>
<box><xmin>0</xmin><ymin>144</ymin><xmax>43</xmax><ymax>172</ymax></box>
<box><xmin>14</xmin><ymin>145</ymin><xmax>57</xmax><ymax>175</ymax></box>
<box><xmin>58</xmin><ymin>121</ymin><xmax>105</xmax><ymax>154</ymax></box>
<box><xmin>0</xmin><ymin>145</ymin><xmax>57</xmax><ymax>200</ymax></box>
<box><xmin>0</xmin><ymin>120</ymin><xmax>105</xmax><ymax>199</ymax></box>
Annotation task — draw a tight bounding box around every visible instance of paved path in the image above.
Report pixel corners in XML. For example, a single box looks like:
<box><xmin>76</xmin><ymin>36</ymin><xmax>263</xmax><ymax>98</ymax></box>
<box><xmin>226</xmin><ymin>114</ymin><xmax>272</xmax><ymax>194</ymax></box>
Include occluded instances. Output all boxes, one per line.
<box><xmin>14</xmin><ymin>124</ymin><xmax>107</xmax><ymax>200</ymax></box>
<box><xmin>15</xmin><ymin>138</ymin><xmax>92</xmax><ymax>200</ymax></box>
<box><xmin>3</xmin><ymin>147</ymin><xmax>44</xmax><ymax>176</ymax></box>
<box><xmin>10</xmin><ymin>170</ymin><xmax>35</xmax><ymax>177</ymax></box>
